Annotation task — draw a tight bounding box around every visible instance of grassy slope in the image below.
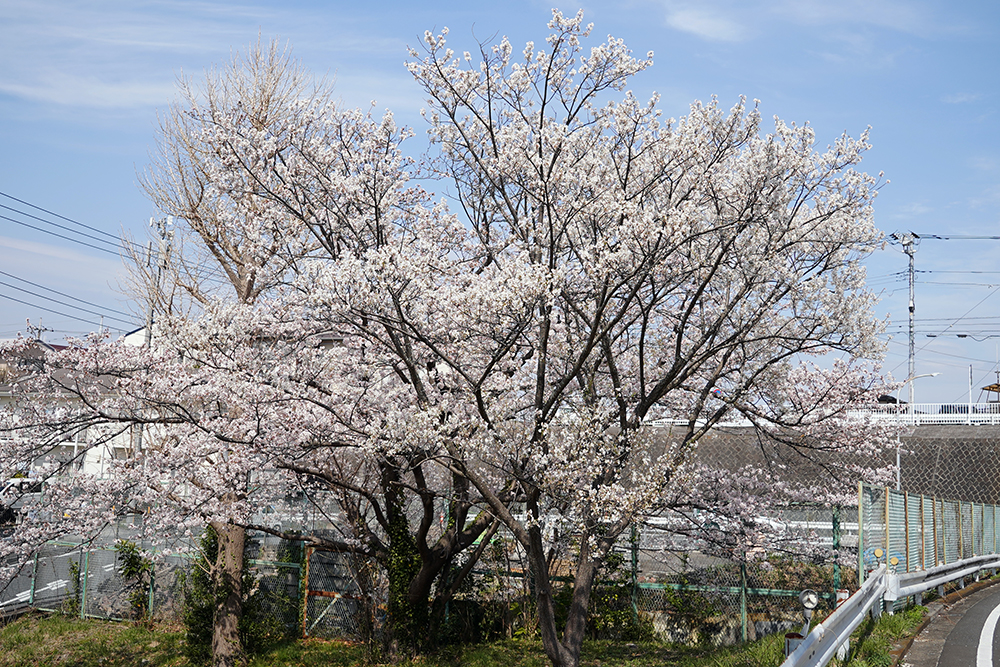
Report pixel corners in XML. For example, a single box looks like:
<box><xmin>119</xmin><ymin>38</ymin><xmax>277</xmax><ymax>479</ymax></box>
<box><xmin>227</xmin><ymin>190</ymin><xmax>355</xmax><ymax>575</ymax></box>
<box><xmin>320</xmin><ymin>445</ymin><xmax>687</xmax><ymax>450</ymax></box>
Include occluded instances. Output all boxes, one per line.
<box><xmin>0</xmin><ymin>608</ymin><xmax>923</xmax><ymax>667</ymax></box>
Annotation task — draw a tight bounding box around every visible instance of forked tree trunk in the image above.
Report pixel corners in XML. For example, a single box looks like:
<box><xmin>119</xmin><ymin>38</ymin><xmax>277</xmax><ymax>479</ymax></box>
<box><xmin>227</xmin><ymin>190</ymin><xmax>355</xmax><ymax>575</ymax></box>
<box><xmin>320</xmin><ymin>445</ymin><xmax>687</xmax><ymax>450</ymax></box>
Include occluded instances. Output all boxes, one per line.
<box><xmin>530</xmin><ymin>526</ymin><xmax>601</xmax><ymax>667</ymax></box>
<box><xmin>210</xmin><ymin>522</ymin><xmax>246</xmax><ymax>667</ymax></box>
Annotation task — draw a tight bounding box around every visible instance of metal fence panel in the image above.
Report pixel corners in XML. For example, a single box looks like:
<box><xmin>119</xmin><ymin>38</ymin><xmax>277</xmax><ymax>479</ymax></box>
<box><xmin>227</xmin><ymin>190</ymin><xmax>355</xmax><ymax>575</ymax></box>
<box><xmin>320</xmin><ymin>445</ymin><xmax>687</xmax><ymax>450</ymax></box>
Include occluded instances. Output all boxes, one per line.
<box><xmin>922</xmin><ymin>496</ymin><xmax>934</xmax><ymax>570</ymax></box>
<box><xmin>31</xmin><ymin>542</ymin><xmax>81</xmax><ymax>612</ymax></box>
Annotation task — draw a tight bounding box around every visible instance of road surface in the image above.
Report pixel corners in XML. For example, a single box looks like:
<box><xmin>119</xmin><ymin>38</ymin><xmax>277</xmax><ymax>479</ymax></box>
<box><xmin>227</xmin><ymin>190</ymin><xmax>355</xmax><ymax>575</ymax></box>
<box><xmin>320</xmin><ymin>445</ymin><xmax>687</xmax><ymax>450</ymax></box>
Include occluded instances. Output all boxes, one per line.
<box><xmin>905</xmin><ymin>582</ymin><xmax>1000</xmax><ymax>667</ymax></box>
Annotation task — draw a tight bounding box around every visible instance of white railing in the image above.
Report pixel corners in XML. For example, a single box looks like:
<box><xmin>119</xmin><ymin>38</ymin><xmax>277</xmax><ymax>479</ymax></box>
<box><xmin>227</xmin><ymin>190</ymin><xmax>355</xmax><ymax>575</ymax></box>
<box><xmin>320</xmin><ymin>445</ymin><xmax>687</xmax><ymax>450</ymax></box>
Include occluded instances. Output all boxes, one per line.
<box><xmin>851</xmin><ymin>403</ymin><xmax>1000</xmax><ymax>425</ymax></box>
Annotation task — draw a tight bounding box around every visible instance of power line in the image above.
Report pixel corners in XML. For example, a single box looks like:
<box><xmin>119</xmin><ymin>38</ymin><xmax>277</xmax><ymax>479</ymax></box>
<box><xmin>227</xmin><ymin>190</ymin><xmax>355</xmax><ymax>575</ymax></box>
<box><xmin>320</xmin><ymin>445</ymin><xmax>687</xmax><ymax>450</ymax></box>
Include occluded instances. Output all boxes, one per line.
<box><xmin>915</xmin><ymin>234</ymin><xmax>1000</xmax><ymax>240</ymax></box>
<box><xmin>0</xmin><ymin>280</ymin><xmax>134</xmax><ymax>326</ymax></box>
<box><xmin>0</xmin><ymin>193</ymin><xmax>149</xmax><ymax>256</ymax></box>
<box><xmin>886</xmin><ymin>339</ymin><xmax>998</xmax><ymax>366</ymax></box>
<box><xmin>917</xmin><ymin>281</ymin><xmax>1000</xmax><ymax>287</ymax></box>
<box><xmin>0</xmin><ymin>212</ymin><xmax>121</xmax><ymax>256</ymax></box>
<box><xmin>0</xmin><ymin>202</ymin><xmax>122</xmax><ymax>250</ymax></box>
<box><xmin>918</xmin><ymin>270</ymin><xmax>1000</xmax><ymax>275</ymax></box>
<box><xmin>0</xmin><ymin>292</ymin><xmax>121</xmax><ymax>331</ymax></box>
<box><xmin>0</xmin><ymin>270</ymin><xmax>132</xmax><ymax>318</ymax></box>
<box><xmin>889</xmin><ymin>284</ymin><xmax>1000</xmax><ymax>376</ymax></box>
<box><xmin>0</xmin><ymin>191</ymin><xmax>121</xmax><ymax>241</ymax></box>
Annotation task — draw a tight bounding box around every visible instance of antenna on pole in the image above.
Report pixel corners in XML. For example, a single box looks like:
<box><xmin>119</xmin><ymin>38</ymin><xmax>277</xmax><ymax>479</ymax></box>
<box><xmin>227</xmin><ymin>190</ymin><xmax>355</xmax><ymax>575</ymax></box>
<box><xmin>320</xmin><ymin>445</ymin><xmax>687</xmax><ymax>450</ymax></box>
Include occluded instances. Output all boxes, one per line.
<box><xmin>25</xmin><ymin>318</ymin><xmax>53</xmax><ymax>342</ymax></box>
<box><xmin>144</xmin><ymin>216</ymin><xmax>174</xmax><ymax>347</ymax></box>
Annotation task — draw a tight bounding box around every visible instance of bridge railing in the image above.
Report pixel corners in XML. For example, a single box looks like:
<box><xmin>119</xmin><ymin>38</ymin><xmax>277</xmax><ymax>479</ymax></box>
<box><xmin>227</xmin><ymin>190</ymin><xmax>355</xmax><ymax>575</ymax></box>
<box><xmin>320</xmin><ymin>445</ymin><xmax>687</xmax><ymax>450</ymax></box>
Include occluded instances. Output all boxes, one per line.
<box><xmin>850</xmin><ymin>402</ymin><xmax>1000</xmax><ymax>425</ymax></box>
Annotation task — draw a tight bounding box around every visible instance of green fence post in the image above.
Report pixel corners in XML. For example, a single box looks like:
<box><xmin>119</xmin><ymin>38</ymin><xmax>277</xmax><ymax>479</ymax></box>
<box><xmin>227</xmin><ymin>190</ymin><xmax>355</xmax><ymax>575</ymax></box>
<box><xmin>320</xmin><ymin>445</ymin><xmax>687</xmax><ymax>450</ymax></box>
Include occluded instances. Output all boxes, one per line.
<box><xmin>80</xmin><ymin>548</ymin><xmax>89</xmax><ymax>619</ymax></box>
<box><xmin>740</xmin><ymin>560</ymin><xmax>748</xmax><ymax>643</ymax></box>
<box><xmin>832</xmin><ymin>506</ymin><xmax>841</xmax><ymax>593</ymax></box>
<box><xmin>858</xmin><ymin>482</ymin><xmax>865</xmax><ymax>585</ymax></box>
<box><xmin>148</xmin><ymin>559</ymin><xmax>156</xmax><ymax>619</ymax></box>
<box><xmin>631</xmin><ymin>523</ymin><xmax>639</xmax><ymax>624</ymax></box>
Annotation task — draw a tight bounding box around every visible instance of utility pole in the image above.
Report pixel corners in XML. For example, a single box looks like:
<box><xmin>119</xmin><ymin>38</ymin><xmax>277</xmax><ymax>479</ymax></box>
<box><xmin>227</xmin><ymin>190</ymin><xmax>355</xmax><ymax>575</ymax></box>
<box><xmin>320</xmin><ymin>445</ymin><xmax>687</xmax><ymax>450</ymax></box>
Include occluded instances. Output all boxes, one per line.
<box><xmin>902</xmin><ymin>234</ymin><xmax>917</xmax><ymax>407</ymax></box>
<box><xmin>144</xmin><ymin>216</ymin><xmax>174</xmax><ymax>347</ymax></box>
<box><xmin>25</xmin><ymin>319</ymin><xmax>53</xmax><ymax>342</ymax></box>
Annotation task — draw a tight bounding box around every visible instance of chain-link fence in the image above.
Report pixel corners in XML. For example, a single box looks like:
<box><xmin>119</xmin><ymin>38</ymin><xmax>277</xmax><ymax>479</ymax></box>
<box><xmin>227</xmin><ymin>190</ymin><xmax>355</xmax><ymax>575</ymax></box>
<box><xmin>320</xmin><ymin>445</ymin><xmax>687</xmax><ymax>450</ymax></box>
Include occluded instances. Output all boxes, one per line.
<box><xmin>0</xmin><ymin>528</ymin><xmax>307</xmax><ymax>628</ymax></box>
<box><xmin>7</xmin><ymin>481</ymin><xmax>998</xmax><ymax>649</ymax></box>
<box><xmin>0</xmin><ymin>509</ymin><xmax>858</xmax><ymax>648</ymax></box>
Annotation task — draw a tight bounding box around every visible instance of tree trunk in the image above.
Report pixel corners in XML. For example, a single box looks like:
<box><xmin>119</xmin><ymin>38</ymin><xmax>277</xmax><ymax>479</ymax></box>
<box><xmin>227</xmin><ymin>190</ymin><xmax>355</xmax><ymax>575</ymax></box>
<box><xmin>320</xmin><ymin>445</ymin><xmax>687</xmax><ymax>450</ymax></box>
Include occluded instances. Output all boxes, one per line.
<box><xmin>528</xmin><ymin>525</ymin><xmax>576</xmax><ymax>667</ymax></box>
<box><xmin>561</xmin><ymin>539</ymin><xmax>600</xmax><ymax>665</ymax></box>
<box><xmin>529</xmin><ymin>525</ymin><xmax>601</xmax><ymax>667</ymax></box>
<box><xmin>382</xmin><ymin>466</ymin><xmax>422</xmax><ymax>656</ymax></box>
<box><xmin>210</xmin><ymin>522</ymin><xmax>246</xmax><ymax>667</ymax></box>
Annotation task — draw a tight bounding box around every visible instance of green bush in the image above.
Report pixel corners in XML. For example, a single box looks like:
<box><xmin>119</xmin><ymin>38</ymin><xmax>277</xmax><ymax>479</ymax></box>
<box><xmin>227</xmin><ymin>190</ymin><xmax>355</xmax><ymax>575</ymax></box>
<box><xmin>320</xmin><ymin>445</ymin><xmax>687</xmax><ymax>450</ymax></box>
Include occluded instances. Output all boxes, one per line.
<box><xmin>114</xmin><ymin>540</ymin><xmax>153</xmax><ymax>622</ymax></box>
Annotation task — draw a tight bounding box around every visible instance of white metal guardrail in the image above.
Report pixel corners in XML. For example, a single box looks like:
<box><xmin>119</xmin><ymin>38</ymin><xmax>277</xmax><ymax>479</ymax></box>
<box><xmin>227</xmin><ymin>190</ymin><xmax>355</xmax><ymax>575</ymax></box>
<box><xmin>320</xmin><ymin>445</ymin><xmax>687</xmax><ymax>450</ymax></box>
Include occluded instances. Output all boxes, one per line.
<box><xmin>781</xmin><ymin>554</ymin><xmax>1000</xmax><ymax>667</ymax></box>
<box><xmin>781</xmin><ymin>564</ymin><xmax>888</xmax><ymax>667</ymax></box>
<box><xmin>885</xmin><ymin>554</ymin><xmax>1000</xmax><ymax>601</ymax></box>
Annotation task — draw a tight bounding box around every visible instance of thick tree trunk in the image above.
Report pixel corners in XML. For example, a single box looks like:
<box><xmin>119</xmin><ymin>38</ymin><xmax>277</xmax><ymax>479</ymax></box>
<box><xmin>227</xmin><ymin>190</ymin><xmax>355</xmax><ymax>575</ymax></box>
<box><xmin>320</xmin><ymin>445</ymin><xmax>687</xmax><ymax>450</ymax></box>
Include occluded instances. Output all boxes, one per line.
<box><xmin>382</xmin><ymin>466</ymin><xmax>422</xmax><ymax>656</ymax></box>
<box><xmin>530</xmin><ymin>525</ymin><xmax>601</xmax><ymax>667</ymax></box>
<box><xmin>210</xmin><ymin>522</ymin><xmax>246</xmax><ymax>667</ymax></box>
<box><xmin>562</xmin><ymin>539</ymin><xmax>600</xmax><ymax>664</ymax></box>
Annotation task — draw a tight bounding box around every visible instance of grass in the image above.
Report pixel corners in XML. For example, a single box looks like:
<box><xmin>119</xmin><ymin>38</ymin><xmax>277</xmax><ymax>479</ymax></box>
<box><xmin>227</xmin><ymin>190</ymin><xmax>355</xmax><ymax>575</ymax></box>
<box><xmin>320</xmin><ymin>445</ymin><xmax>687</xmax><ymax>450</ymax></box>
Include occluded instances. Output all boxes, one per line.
<box><xmin>839</xmin><ymin>605</ymin><xmax>926</xmax><ymax>667</ymax></box>
<box><xmin>0</xmin><ymin>612</ymin><xmax>186</xmax><ymax>667</ymax></box>
<box><xmin>0</xmin><ymin>607</ymin><xmax>923</xmax><ymax>667</ymax></box>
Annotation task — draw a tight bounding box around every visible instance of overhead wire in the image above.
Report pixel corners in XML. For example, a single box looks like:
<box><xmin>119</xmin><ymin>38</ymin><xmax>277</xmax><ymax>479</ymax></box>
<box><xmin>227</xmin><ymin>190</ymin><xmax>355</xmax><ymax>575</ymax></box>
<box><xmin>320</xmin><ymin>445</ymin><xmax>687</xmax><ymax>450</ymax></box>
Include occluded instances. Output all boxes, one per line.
<box><xmin>0</xmin><ymin>280</ymin><xmax>134</xmax><ymax>326</ymax></box>
<box><xmin>0</xmin><ymin>212</ymin><xmax>122</xmax><ymax>256</ymax></box>
<box><xmin>0</xmin><ymin>292</ymin><xmax>126</xmax><ymax>332</ymax></box>
<box><xmin>0</xmin><ymin>191</ymin><xmax>122</xmax><ymax>241</ymax></box>
<box><xmin>0</xmin><ymin>271</ymin><xmax>131</xmax><ymax>318</ymax></box>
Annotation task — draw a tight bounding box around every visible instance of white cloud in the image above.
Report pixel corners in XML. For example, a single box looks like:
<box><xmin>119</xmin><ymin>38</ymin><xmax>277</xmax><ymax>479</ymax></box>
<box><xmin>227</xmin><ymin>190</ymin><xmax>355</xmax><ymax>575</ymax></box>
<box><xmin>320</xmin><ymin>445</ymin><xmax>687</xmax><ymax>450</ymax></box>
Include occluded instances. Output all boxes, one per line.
<box><xmin>0</xmin><ymin>0</ymin><xmax>406</xmax><ymax>112</ymax></box>
<box><xmin>971</xmin><ymin>157</ymin><xmax>998</xmax><ymax>171</ymax></box>
<box><xmin>655</xmin><ymin>0</ymin><xmax>956</xmax><ymax>49</ymax></box>
<box><xmin>892</xmin><ymin>202</ymin><xmax>933</xmax><ymax>218</ymax></box>
<box><xmin>665</xmin><ymin>7</ymin><xmax>746</xmax><ymax>42</ymax></box>
<box><xmin>0</xmin><ymin>236</ymin><xmax>126</xmax><ymax>279</ymax></box>
<box><xmin>942</xmin><ymin>92</ymin><xmax>983</xmax><ymax>104</ymax></box>
<box><xmin>775</xmin><ymin>0</ymin><xmax>937</xmax><ymax>36</ymax></box>
<box><xmin>0</xmin><ymin>235</ymin><xmax>135</xmax><ymax>334</ymax></box>
<box><xmin>969</xmin><ymin>184</ymin><xmax>1000</xmax><ymax>209</ymax></box>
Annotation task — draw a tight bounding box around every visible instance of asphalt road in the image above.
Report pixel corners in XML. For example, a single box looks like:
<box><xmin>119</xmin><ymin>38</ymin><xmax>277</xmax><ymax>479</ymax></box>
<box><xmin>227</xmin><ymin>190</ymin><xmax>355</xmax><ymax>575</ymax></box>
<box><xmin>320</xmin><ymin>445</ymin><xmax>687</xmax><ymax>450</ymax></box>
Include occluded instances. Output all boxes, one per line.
<box><xmin>906</xmin><ymin>582</ymin><xmax>1000</xmax><ymax>667</ymax></box>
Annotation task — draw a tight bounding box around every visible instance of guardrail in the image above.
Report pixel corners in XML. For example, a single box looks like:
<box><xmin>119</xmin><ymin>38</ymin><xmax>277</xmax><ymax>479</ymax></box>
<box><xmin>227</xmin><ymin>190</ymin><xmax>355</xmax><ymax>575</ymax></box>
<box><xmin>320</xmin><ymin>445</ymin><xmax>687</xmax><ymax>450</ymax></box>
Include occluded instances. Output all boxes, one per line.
<box><xmin>781</xmin><ymin>555</ymin><xmax>1000</xmax><ymax>667</ymax></box>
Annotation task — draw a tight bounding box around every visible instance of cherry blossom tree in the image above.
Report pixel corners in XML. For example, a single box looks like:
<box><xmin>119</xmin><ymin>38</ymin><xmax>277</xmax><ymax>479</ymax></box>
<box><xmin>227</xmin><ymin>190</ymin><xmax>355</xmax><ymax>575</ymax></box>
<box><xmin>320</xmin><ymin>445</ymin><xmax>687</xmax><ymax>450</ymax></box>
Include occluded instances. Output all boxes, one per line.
<box><xmin>383</xmin><ymin>11</ymin><xmax>891</xmax><ymax>666</ymax></box>
<box><xmin>1</xmin><ymin>13</ymin><xmax>899</xmax><ymax>667</ymax></box>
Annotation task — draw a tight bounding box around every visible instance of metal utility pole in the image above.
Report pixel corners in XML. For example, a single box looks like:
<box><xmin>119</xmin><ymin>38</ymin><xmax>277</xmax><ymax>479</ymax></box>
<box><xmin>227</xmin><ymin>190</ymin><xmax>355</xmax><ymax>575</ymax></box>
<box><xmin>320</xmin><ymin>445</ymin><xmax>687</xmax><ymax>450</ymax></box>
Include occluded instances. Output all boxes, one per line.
<box><xmin>144</xmin><ymin>216</ymin><xmax>174</xmax><ymax>347</ymax></box>
<box><xmin>901</xmin><ymin>234</ymin><xmax>917</xmax><ymax>407</ymax></box>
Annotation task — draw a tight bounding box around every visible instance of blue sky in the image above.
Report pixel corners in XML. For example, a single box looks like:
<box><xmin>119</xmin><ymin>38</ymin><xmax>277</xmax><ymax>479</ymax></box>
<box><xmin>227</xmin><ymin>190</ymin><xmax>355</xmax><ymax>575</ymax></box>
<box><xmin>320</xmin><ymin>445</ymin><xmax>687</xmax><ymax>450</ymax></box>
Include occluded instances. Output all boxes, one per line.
<box><xmin>1</xmin><ymin>0</ymin><xmax>997</xmax><ymax>403</ymax></box>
